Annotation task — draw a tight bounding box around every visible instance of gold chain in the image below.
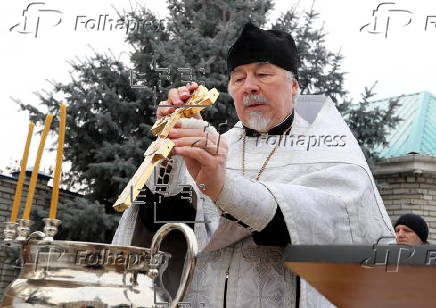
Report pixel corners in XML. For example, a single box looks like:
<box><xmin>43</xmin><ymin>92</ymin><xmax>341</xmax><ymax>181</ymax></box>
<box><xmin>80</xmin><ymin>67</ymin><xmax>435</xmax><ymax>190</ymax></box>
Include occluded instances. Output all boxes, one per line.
<box><xmin>242</xmin><ymin>126</ymin><xmax>292</xmax><ymax>180</ymax></box>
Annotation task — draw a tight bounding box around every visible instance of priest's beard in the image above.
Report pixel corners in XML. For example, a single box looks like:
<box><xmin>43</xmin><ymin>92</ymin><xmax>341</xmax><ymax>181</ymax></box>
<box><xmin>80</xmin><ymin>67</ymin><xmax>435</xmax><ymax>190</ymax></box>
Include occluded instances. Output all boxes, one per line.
<box><xmin>243</xmin><ymin>95</ymin><xmax>271</xmax><ymax>132</ymax></box>
<box><xmin>246</xmin><ymin>112</ymin><xmax>271</xmax><ymax>132</ymax></box>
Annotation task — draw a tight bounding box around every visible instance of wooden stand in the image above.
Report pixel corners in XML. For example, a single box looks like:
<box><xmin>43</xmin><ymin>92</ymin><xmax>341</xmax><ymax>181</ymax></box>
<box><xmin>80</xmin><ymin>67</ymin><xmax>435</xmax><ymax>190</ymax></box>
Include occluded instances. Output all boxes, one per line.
<box><xmin>284</xmin><ymin>245</ymin><xmax>436</xmax><ymax>308</ymax></box>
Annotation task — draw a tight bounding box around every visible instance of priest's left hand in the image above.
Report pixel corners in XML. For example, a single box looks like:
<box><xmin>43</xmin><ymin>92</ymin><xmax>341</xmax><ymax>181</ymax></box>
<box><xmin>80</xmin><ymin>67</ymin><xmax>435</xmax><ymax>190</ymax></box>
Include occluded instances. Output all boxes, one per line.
<box><xmin>168</xmin><ymin>121</ymin><xmax>227</xmax><ymax>201</ymax></box>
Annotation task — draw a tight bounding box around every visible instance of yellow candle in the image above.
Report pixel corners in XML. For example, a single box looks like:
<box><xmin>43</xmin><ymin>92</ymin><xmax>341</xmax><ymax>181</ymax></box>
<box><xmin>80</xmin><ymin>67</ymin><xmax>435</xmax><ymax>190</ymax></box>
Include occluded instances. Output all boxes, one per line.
<box><xmin>49</xmin><ymin>105</ymin><xmax>67</xmax><ymax>219</ymax></box>
<box><xmin>10</xmin><ymin>122</ymin><xmax>35</xmax><ymax>222</ymax></box>
<box><xmin>22</xmin><ymin>114</ymin><xmax>54</xmax><ymax>220</ymax></box>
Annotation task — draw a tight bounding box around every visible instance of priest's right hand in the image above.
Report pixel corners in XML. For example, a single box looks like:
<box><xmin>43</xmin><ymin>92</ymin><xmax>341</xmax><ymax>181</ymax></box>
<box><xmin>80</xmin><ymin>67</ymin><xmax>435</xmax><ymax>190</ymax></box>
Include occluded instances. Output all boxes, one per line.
<box><xmin>157</xmin><ymin>82</ymin><xmax>203</xmax><ymax>120</ymax></box>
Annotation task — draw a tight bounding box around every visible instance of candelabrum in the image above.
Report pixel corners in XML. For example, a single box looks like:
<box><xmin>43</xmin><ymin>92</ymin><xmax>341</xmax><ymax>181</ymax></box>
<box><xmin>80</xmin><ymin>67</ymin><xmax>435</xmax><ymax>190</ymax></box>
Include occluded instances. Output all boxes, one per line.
<box><xmin>15</xmin><ymin>219</ymin><xmax>33</xmax><ymax>241</ymax></box>
<box><xmin>3</xmin><ymin>222</ymin><xmax>18</xmax><ymax>243</ymax></box>
<box><xmin>42</xmin><ymin>218</ymin><xmax>62</xmax><ymax>241</ymax></box>
<box><xmin>2</xmin><ymin>218</ymin><xmax>62</xmax><ymax>244</ymax></box>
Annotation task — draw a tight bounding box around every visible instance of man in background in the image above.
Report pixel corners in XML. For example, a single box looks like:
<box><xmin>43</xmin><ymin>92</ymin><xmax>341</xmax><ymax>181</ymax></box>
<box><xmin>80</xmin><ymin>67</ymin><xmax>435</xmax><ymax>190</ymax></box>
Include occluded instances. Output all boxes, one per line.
<box><xmin>395</xmin><ymin>213</ymin><xmax>429</xmax><ymax>245</ymax></box>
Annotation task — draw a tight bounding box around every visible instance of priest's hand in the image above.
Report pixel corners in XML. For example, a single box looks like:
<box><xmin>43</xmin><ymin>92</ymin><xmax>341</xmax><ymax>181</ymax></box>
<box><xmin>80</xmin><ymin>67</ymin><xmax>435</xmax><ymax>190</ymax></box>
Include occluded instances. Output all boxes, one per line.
<box><xmin>157</xmin><ymin>82</ymin><xmax>203</xmax><ymax>120</ymax></box>
<box><xmin>168</xmin><ymin>121</ymin><xmax>227</xmax><ymax>202</ymax></box>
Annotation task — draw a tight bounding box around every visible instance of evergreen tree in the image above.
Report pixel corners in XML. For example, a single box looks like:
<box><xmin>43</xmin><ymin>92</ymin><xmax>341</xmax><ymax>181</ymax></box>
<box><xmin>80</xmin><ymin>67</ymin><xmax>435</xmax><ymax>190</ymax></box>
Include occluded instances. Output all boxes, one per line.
<box><xmin>125</xmin><ymin>0</ymin><xmax>274</xmax><ymax>128</ymax></box>
<box><xmin>15</xmin><ymin>1</ymin><xmax>400</xmax><ymax>241</ymax></box>
<box><xmin>31</xmin><ymin>197</ymin><xmax>118</xmax><ymax>243</ymax></box>
<box><xmin>271</xmin><ymin>6</ymin><xmax>401</xmax><ymax>162</ymax></box>
<box><xmin>16</xmin><ymin>0</ymin><xmax>275</xmax><ymax>207</ymax></box>
<box><xmin>341</xmin><ymin>83</ymin><xmax>402</xmax><ymax>163</ymax></box>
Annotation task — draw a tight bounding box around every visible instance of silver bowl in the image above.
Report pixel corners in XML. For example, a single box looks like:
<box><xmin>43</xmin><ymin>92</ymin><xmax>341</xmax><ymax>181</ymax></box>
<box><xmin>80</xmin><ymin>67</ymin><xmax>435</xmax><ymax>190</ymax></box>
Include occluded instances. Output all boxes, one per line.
<box><xmin>2</xmin><ymin>223</ymin><xmax>198</xmax><ymax>308</ymax></box>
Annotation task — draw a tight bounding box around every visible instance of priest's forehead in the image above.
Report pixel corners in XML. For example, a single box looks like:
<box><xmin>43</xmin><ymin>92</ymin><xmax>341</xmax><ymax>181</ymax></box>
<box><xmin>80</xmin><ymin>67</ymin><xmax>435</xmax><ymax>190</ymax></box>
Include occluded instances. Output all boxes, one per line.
<box><xmin>231</xmin><ymin>62</ymin><xmax>279</xmax><ymax>74</ymax></box>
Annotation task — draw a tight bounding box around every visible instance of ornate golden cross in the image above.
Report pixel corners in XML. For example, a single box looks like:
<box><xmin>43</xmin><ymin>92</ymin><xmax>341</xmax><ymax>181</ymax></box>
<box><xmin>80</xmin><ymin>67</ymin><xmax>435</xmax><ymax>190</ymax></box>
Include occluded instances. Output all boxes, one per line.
<box><xmin>113</xmin><ymin>86</ymin><xmax>219</xmax><ymax>212</ymax></box>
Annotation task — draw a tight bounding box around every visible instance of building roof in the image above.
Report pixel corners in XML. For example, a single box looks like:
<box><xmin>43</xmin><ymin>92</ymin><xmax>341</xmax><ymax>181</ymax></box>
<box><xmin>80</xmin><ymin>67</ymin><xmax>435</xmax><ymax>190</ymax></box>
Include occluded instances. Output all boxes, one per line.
<box><xmin>370</xmin><ymin>91</ymin><xmax>436</xmax><ymax>158</ymax></box>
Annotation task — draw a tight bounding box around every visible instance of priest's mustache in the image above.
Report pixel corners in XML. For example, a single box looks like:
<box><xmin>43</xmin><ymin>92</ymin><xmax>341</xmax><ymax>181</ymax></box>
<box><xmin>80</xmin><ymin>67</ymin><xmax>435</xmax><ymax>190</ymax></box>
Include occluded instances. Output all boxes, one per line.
<box><xmin>243</xmin><ymin>95</ymin><xmax>268</xmax><ymax>106</ymax></box>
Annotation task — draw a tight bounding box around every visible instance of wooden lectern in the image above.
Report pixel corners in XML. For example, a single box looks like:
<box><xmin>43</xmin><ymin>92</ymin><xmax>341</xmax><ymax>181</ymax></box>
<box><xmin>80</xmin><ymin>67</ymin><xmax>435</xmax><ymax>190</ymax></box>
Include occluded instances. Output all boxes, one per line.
<box><xmin>283</xmin><ymin>244</ymin><xmax>436</xmax><ymax>308</ymax></box>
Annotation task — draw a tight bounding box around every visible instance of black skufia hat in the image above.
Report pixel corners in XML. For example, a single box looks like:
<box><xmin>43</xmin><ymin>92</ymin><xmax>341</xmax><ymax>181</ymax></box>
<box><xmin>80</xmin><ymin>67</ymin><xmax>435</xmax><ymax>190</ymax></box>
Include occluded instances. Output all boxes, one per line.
<box><xmin>227</xmin><ymin>22</ymin><xmax>299</xmax><ymax>78</ymax></box>
<box><xmin>394</xmin><ymin>213</ymin><xmax>429</xmax><ymax>243</ymax></box>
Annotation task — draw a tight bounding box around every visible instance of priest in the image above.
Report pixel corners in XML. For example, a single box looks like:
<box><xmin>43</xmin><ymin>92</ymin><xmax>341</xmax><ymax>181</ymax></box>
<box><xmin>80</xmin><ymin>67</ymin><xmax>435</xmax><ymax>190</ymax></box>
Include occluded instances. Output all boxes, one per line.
<box><xmin>113</xmin><ymin>22</ymin><xmax>395</xmax><ymax>308</ymax></box>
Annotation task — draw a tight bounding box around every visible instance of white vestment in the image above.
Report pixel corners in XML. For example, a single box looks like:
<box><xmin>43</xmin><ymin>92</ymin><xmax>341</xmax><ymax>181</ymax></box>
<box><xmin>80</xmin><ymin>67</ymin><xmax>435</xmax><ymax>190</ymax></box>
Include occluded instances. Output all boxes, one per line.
<box><xmin>112</xmin><ymin>95</ymin><xmax>395</xmax><ymax>308</ymax></box>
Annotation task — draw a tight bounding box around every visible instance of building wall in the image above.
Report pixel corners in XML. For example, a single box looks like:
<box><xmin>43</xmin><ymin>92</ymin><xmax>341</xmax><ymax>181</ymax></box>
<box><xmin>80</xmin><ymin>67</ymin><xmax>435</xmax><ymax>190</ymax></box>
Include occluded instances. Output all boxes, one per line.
<box><xmin>0</xmin><ymin>174</ymin><xmax>78</xmax><ymax>301</ymax></box>
<box><xmin>374</xmin><ymin>154</ymin><xmax>436</xmax><ymax>243</ymax></box>
<box><xmin>0</xmin><ymin>177</ymin><xmax>19</xmax><ymax>300</ymax></box>
<box><xmin>375</xmin><ymin>171</ymin><xmax>436</xmax><ymax>243</ymax></box>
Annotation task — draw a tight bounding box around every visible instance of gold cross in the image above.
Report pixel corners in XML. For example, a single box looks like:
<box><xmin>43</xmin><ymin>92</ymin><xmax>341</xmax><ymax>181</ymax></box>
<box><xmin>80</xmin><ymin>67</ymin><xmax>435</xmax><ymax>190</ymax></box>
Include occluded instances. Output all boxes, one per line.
<box><xmin>113</xmin><ymin>86</ymin><xmax>219</xmax><ymax>212</ymax></box>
